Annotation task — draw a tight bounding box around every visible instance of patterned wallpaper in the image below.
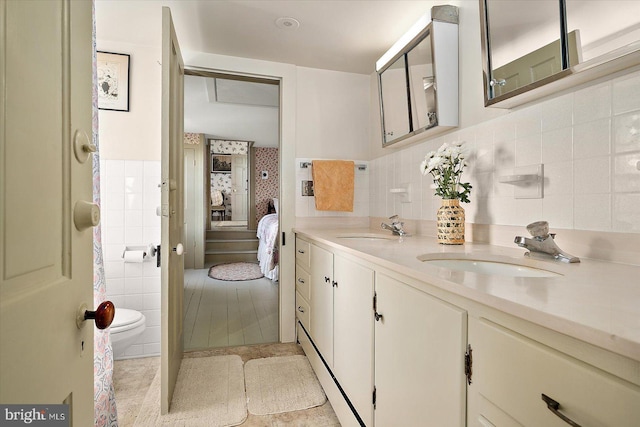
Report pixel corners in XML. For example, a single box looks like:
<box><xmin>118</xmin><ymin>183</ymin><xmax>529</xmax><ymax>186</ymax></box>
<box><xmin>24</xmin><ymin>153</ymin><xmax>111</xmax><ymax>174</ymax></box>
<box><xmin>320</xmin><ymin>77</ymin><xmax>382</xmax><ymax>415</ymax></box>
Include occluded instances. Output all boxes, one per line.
<box><xmin>255</xmin><ymin>147</ymin><xmax>279</xmax><ymax>223</ymax></box>
<box><xmin>184</xmin><ymin>133</ymin><xmax>202</xmax><ymax>145</ymax></box>
<box><xmin>210</xmin><ymin>139</ymin><xmax>249</xmax><ymax>154</ymax></box>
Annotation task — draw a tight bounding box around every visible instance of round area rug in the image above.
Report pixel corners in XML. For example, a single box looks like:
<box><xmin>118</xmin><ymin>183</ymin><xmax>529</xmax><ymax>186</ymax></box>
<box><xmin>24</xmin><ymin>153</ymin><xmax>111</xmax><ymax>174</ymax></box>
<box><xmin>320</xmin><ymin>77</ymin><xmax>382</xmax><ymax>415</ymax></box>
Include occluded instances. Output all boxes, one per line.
<box><xmin>208</xmin><ymin>262</ymin><xmax>264</xmax><ymax>281</ymax></box>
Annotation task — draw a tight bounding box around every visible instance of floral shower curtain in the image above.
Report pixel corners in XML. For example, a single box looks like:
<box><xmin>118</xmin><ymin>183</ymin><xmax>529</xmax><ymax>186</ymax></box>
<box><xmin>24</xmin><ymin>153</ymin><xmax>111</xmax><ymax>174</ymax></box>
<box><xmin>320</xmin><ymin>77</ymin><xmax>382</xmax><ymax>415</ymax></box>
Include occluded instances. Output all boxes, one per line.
<box><xmin>92</xmin><ymin>1</ymin><xmax>118</xmax><ymax>425</ymax></box>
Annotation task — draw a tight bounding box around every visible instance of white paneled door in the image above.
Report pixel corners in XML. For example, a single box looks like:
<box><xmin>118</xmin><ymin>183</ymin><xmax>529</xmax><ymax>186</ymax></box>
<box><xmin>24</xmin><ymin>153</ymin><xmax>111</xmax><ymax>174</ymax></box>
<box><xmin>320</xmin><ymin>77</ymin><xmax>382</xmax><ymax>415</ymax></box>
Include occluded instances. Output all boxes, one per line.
<box><xmin>161</xmin><ymin>6</ymin><xmax>185</xmax><ymax>415</ymax></box>
<box><xmin>0</xmin><ymin>1</ymin><xmax>96</xmax><ymax>425</ymax></box>
<box><xmin>231</xmin><ymin>154</ymin><xmax>248</xmax><ymax>221</ymax></box>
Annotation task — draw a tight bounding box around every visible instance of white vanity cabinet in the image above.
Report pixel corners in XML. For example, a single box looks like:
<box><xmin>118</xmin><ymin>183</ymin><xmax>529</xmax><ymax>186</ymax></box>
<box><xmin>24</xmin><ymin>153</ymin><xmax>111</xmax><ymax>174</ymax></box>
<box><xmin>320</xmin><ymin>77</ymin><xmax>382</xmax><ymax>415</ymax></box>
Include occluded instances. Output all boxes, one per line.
<box><xmin>296</xmin><ymin>231</ymin><xmax>640</xmax><ymax>427</ymax></box>
<box><xmin>298</xmin><ymin>236</ymin><xmax>467</xmax><ymax>426</ymax></box>
<box><xmin>295</xmin><ymin>238</ymin><xmax>311</xmax><ymax>332</ymax></box>
<box><xmin>309</xmin><ymin>243</ymin><xmax>335</xmax><ymax>367</ymax></box>
<box><xmin>301</xmin><ymin>238</ymin><xmax>376</xmax><ymax>425</ymax></box>
<box><xmin>468</xmin><ymin>317</ymin><xmax>640</xmax><ymax>427</ymax></box>
<box><xmin>374</xmin><ymin>272</ymin><xmax>467</xmax><ymax>427</ymax></box>
<box><xmin>333</xmin><ymin>254</ymin><xmax>375</xmax><ymax>427</ymax></box>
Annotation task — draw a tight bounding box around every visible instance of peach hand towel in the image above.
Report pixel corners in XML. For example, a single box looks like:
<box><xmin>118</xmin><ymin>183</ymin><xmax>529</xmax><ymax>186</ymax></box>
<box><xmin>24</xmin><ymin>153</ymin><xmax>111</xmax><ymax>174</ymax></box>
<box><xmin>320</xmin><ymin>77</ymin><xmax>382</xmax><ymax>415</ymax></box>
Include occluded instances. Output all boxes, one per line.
<box><xmin>312</xmin><ymin>160</ymin><xmax>355</xmax><ymax>212</ymax></box>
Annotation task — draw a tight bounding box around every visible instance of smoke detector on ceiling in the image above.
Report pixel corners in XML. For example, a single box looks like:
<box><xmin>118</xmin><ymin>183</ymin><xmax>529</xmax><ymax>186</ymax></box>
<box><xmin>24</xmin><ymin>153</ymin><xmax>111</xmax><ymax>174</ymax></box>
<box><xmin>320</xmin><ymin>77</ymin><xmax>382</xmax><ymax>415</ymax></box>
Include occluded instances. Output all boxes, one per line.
<box><xmin>275</xmin><ymin>17</ymin><xmax>300</xmax><ymax>30</ymax></box>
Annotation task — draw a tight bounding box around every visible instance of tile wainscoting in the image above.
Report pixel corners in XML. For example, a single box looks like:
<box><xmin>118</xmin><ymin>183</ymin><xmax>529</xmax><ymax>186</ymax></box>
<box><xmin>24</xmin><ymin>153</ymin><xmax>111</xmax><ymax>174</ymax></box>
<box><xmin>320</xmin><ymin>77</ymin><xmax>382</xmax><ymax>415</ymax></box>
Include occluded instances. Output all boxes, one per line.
<box><xmin>370</xmin><ymin>70</ymin><xmax>640</xmax><ymax>236</ymax></box>
<box><xmin>100</xmin><ymin>159</ymin><xmax>162</xmax><ymax>359</ymax></box>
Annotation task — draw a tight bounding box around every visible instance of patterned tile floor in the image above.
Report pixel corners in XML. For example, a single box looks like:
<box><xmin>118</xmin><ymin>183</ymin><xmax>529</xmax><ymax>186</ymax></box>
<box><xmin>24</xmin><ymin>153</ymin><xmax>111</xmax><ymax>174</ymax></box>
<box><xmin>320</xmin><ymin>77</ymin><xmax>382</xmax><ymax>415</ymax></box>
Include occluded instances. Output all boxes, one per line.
<box><xmin>113</xmin><ymin>343</ymin><xmax>341</xmax><ymax>426</ymax></box>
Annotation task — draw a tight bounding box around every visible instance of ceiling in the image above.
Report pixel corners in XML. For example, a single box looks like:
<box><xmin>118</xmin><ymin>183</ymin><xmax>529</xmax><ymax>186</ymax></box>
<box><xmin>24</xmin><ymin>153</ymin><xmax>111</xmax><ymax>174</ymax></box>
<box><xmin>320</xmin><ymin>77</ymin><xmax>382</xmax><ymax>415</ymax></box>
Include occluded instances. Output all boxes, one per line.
<box><xmin>95</xmin><ymin>1</ymin><xmax>640</xmax><ymax>144</ymax></box>
<box><xmin>95</xmin><ymin>0</ymin><xmax>438</xmax><ymax>75</ymax></box>
<box><xmin>96</xmin><ymin>0</ymin><xmax>440</xmax><ymax>145</ymax></box>
<box><xmin>184</xmin><ymin>74</ymin><xmax>280</xmax><ymax>146</ymax></box>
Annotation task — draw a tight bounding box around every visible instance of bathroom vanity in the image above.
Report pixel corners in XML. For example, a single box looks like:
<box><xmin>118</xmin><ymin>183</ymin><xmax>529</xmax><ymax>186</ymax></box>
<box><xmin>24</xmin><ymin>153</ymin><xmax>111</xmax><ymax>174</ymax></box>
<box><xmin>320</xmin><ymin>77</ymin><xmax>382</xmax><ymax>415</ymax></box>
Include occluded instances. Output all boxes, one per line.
<box><xmin>294</xmin><ymin>229</ymin><xmax>640</xmax><ymax>427</ymax></box>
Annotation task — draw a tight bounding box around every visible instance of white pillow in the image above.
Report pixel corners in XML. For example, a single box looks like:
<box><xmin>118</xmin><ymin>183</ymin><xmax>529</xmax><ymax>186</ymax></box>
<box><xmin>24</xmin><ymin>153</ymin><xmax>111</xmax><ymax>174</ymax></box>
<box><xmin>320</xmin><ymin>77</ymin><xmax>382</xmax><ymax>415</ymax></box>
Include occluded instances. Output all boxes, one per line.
<box><xmin>211</xmin><ymin>190</ymin><xmax>223</xmax><ymax>206</ymax></box>
<box><xmin>273</xmin><ymin>198</ymin><xmax>279</xmax><ymax>213</ymax></box>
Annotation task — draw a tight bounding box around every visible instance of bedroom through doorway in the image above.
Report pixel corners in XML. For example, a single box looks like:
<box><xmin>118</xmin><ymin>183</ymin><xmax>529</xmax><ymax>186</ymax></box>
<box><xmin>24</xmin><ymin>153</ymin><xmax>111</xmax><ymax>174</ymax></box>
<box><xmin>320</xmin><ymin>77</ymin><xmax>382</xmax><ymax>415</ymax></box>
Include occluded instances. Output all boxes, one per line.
<box><xmin>183</xmin><ymin>70</ymin><xmax>280</xmax><ymax>350</ymax></box>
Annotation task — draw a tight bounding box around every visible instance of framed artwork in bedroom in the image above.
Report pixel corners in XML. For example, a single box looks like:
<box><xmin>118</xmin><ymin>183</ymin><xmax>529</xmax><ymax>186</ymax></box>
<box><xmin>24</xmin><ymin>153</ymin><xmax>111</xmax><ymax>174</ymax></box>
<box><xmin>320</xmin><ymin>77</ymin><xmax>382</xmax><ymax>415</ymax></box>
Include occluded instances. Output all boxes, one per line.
<box><xmin>97</xmin><ymin>51</ymin><xmax>130</xmax><ymax>111</ymax></box>
<box><xmin>212</xmin><ymin>154</ymin><xmax>232</xmax><ymax>173</ymax></box>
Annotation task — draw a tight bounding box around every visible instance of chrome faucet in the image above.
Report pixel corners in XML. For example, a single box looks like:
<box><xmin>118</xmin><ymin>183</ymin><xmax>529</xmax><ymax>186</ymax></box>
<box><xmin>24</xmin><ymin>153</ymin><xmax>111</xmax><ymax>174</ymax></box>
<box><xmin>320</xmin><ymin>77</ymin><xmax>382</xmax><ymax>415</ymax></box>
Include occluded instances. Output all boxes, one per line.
<box><xmin>515</xmin><ymin>221</ymin><xmax>580</xmax><ymax>263</ymax></box>
<box><xmin>381</xmin><ymin>215</ymin><xmax>407</xmax><ymax>236</ymax></box>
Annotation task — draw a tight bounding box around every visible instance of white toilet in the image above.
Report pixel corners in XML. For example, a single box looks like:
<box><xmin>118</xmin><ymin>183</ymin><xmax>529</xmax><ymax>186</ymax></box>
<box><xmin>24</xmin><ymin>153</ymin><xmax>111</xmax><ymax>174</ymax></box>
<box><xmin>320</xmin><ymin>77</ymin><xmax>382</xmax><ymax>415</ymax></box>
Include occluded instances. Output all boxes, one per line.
<box><xmin>110</xmin><ymin>308</ymin><xmax>146</xmax><ymax>358</ymax></box>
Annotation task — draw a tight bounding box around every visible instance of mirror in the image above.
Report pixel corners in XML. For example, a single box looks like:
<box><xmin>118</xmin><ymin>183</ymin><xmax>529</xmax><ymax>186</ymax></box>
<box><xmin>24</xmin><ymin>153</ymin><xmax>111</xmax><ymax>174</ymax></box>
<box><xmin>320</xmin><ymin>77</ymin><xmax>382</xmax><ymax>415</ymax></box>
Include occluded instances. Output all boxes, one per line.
<box><xmin>485</xmin><ymin>0</ymin><xmax>563</xmax><ymax>97</ymax></box>
<box><xmin>481</xmin><ymin>0</ymin><xmax>640</xmax><ymax>108</ymax></box>
<box><xmin>377</xmin><ymin>5</ymin><xmax>459</xmax><ymax>148</ymax></box>
<box><xmin>565</xmin><ymin>0</ymin><xmax>640</xmax><ymax>62</ymax></box>
<box><xmin>407</xmin><ymin>33</ymin><xmax>437</xmax><ymax>131</ymax></box>
<box><xmin>379</xmin><ymin>55</ymin><xmax>410</xmax><ymax>145</ymax></box>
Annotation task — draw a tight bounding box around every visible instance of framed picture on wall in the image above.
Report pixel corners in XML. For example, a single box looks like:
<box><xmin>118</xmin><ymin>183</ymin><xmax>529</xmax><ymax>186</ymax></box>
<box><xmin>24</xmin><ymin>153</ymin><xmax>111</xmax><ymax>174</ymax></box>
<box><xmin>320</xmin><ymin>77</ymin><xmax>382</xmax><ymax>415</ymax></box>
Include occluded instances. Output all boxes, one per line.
<box><xmin>97</xmin><ymin>51</ymin><xmax>130</xmax><ymax>111</ymax></box>
<box><xmin>212</xmin><ymin>154</ymin><xmax>232</xmax><ymax>172</ymax></box>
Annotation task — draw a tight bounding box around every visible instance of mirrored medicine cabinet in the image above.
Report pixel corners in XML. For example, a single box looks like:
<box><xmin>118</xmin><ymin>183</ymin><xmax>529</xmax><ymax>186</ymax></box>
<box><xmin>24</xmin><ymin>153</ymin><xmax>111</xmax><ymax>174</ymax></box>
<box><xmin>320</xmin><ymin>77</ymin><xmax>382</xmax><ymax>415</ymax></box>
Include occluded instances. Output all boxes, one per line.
<box><xmin>480</xmin><ymin>0</ymin><xmax>640</xmax><ymax>108</ymax></box>
<box><xmin>377</xmin><ymin>5</ymin><xmax>459</xmax><ymax>148</ymax></box>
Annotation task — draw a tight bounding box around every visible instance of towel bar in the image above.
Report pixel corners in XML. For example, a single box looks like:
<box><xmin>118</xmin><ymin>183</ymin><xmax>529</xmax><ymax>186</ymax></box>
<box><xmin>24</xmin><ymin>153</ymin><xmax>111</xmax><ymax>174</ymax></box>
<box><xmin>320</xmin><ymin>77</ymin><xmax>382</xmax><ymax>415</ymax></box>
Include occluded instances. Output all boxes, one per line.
<box><xmin>299</xmin><ymin>161</ymin><xmax>367</xmax><ymax>171</ymax></box>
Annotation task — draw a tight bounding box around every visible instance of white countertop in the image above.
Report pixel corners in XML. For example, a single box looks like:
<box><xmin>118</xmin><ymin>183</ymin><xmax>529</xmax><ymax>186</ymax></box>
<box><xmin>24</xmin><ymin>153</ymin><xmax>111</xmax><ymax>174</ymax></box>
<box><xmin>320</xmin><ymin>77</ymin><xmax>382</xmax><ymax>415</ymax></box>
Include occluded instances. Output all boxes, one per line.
<box><xmin>294</xmin><ymin>228</ymin><xmax>640</xmax><ymax>362</ymax></box>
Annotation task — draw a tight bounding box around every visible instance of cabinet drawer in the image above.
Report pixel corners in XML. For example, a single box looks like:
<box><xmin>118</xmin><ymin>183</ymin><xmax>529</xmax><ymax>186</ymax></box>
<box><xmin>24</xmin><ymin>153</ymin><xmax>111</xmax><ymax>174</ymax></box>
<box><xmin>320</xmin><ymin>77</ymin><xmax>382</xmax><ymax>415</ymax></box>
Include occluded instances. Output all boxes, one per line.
<box><xmin>296</xmin><ymin>291</ymin><xmax>310</xmax><ymax>332</ymax></box>
<box><xmin>295</xmin><ymin>266</ymin><xmax>310</xmax><ymax>301</ymax></box>
<box><xmin>295</xmin><ymin>238</ymin><xmax>310</xmax><ymax>269</ymax></box>
<box><xmin>472</xmin><ymin>318</ymin><xmax>640</xmax><ymax>427</ymax></box>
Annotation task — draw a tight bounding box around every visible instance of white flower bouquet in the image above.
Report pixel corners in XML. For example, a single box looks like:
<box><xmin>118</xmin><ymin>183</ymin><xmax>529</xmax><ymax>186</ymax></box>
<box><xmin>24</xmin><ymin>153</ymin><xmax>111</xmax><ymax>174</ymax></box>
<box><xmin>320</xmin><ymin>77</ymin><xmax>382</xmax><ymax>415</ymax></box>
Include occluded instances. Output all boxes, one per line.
<box><xmin>420</xmin><ymin>142</ymin><xmax>472</xmax><ymax>203</ymax></box>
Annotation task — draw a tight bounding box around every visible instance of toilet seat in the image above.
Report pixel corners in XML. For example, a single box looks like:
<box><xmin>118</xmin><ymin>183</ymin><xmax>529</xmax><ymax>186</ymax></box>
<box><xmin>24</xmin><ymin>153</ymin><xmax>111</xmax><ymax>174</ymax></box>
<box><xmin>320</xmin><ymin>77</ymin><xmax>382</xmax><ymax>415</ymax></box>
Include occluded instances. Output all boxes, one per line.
<box><xmin>111</xmin><ymin>308</ymin><xmax>145</xmax><ymax>334</ymax></box>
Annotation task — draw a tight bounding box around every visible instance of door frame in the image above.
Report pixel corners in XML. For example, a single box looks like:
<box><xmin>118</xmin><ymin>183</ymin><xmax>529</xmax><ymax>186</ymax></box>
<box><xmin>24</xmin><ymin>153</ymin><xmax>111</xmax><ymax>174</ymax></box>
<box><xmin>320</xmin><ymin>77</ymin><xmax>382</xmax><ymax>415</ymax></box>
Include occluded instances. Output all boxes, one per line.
<box><xmin>204</xmin><ymin>135</ymin><xmax>255</xmax><ymax>229</ymax></box>
<box><xmin>247</xmin><ymin>142</ymin><xmax>256</xmax><ymax>230</ymax></box>
<box><xmin>182</xmin><ymin>56</ymin><xmax>297</xmax><ymax>343</ymax></box>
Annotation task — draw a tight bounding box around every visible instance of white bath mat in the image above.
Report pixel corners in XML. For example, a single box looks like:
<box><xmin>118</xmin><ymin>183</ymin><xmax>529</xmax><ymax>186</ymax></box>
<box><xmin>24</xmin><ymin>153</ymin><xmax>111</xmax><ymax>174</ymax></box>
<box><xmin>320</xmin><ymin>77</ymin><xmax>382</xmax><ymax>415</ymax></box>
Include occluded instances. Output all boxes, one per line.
<box><xmin>244</xmin><ymin>355</ymin><xmax>326</xmax><ymax>415</ymax></box>
<box><xmin>134</xmin><ymin>355</ymin><xmax>247</xmax><ymax>426</ymax></box>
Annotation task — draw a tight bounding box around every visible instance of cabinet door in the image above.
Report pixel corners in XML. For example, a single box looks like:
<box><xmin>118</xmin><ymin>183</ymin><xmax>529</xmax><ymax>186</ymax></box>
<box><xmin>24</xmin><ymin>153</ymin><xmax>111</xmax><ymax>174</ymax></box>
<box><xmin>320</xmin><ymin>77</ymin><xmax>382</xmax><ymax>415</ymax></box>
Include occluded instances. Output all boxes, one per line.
<box><xmin>310</xmin><ymin>244</ymin><xmax>334</xmax><ymax>367</ymax></box>
<box><xmin>468</xmin><ymin>317</ymin><xmax>640</xmax><ymax>427</ymax></box>
<box><xmin>333</xmin><ymin>255</ymin><xmax>375</xmax><ymax>427</ymax></box>
<box><xmin>374</xmin><ymin>273</ymin><xmax>467</xmax><ymax>427</ymax></box>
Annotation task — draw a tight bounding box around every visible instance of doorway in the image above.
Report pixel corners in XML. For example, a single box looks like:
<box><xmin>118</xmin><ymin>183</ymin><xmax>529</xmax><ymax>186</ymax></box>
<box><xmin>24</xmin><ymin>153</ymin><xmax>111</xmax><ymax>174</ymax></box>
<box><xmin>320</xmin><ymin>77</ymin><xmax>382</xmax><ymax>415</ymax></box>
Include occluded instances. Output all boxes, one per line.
<box><xmin>183</xmin><ymin>69</ymin><xmax>281</xmax><ymax>350</ymax></box>
<box><xmin>208</xmin><ymin>139</ymin><xmax>252</xmax><ymax>230</ymax></box>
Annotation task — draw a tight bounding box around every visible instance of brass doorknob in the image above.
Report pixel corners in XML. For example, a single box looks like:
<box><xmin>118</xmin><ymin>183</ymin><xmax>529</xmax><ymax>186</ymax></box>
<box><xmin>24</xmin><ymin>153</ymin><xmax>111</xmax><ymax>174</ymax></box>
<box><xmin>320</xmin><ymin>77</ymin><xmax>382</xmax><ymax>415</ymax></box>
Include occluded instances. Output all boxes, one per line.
<box><xmin>83</xmin><ymin>301</ymin><xmax>115</xmax><ymax>329</ymax></box>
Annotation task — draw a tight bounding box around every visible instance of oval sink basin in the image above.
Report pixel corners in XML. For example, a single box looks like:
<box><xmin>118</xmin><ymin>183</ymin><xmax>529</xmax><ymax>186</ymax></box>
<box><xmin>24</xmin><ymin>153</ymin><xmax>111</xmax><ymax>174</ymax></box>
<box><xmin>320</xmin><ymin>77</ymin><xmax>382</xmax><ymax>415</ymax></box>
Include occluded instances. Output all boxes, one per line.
<box><xmin>418</xmin><ymin>254</ymin><xmax>561</xmax><ymax>278</ymax></box>
<box><xmin>337</xmin><ymin>233</ymin><xmax>396</xmax><ymax>241</ymax></box>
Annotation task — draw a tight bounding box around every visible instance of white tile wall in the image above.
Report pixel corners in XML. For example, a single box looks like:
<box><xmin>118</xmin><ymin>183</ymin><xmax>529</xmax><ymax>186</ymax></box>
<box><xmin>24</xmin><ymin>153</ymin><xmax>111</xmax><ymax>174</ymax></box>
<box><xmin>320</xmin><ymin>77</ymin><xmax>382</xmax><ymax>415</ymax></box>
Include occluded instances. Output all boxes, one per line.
<box><xmin>100</xmin><ymin>159</ymin><xmax>162</xmax><ymax>359</ymax></box>
<box><xmin>370</xmin><ymin>70</ymin><xmax>640</xmax><ymax>234</ymax></box>
<box><xmin>295</xmin><ymin>158</ymin><xmax>369</xmax><ymax>218</ymax></box>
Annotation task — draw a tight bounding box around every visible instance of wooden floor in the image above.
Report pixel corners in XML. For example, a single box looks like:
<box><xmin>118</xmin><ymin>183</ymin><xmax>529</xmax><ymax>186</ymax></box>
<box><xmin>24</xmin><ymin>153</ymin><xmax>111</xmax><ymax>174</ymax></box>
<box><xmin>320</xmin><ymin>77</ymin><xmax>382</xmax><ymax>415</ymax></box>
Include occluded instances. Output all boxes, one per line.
<box><xmin>183</xmin><ymin>268</ymin><xmax>278</xmax><ymax>351</ymax></box>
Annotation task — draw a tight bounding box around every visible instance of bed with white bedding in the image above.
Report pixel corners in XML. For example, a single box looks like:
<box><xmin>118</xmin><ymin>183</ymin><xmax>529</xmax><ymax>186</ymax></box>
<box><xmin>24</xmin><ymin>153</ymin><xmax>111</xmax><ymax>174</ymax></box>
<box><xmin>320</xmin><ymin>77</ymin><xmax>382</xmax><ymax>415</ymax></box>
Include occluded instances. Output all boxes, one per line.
<box><xmin>257</xmin><ymin>212</ymin><xmax>278</xmax><ymax>281</ymax></box>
